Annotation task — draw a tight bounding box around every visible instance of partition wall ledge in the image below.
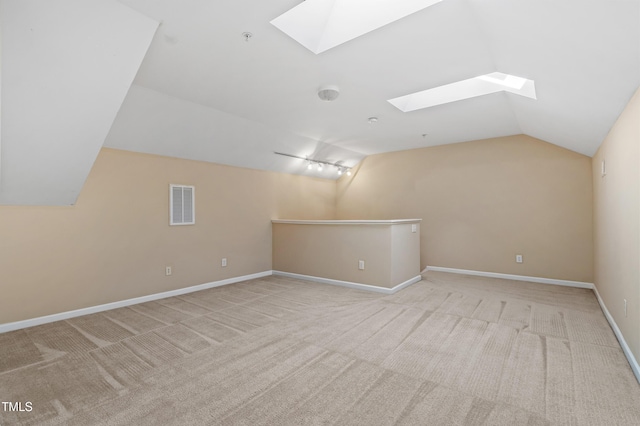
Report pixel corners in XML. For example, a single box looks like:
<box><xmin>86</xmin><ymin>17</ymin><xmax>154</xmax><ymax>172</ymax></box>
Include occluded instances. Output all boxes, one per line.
<box><xmin>271</xmin><ymin>219</ymin><xmax>422</xmax><ymax>225</ymax></box>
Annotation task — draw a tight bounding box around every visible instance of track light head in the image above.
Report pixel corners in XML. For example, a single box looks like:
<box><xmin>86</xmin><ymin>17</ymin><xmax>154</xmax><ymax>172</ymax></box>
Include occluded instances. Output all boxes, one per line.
<box><xmin>272</xmin><ymin>152</ymin><xmax>352</xmax><ymax>178</ymax></box>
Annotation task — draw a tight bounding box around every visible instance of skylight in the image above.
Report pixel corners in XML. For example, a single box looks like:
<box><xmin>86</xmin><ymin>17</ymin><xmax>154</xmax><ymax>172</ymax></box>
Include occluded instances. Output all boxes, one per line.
<box><xmin>388</xmin><ymin>72</ymin><xmax>537</xmax><ymax>112</ymax></box>
<box><xmin>271</xmin><ymin>0</ymin><xmax>443</xmax><ymax>54</ymax></box>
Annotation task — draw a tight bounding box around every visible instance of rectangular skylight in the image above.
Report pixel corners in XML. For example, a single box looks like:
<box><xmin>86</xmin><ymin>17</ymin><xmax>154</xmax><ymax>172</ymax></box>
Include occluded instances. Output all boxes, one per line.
<box><xmin>271</xmin><ymin>0</ymin><xmax>442</xmax><ymax>54</ymax></box>
<box><xmin>388</xmin><ymin>72</ymin><xmax>537</xmax><ymax>112</ymax></box>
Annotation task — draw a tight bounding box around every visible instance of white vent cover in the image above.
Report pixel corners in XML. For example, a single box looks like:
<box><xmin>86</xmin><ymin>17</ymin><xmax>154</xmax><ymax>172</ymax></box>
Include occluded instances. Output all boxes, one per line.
<box><xmin>170</xmin><ymin>184</ymin><xmax>195</xmax><ymax>225</ymax></box>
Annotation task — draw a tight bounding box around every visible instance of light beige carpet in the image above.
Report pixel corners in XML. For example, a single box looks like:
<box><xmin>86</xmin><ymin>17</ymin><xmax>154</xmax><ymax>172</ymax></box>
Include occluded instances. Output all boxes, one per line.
<box><xmin>1</xmin><ymin>271</ymin><xmax>639</xmax><ymax>425</ymax></box>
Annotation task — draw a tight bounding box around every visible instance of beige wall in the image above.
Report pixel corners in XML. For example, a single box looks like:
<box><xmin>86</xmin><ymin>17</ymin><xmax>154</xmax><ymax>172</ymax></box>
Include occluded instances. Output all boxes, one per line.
<box><xmin>336</xmin><ymin>135</ymin><xmax>594</xmax><ymax>282</ymax></box>
<box><xmin>273</xmin><ymin>223</ymin><xmax>392</xmax><ymax>287</ymax></box>
<box><xmin>0</xmin><ymin>148</ymin><xmax>336</xmax><ymax>324</ymax></box>
<box><xmin>391</xmin><ymin>223</ymin><xmax>421</xmax><ymax>285</ymax></box>
<box><xmin>272</xmin><ymin>221</ymin><xmax>420</xmax><ymax>288</ymax></box>
<box><xmin>0</xmin><ymin>129</ymin><xmax>621</xmax><ymax>330</ymax></box>
<box><xmin>592</xmin><ymin>87</ymin><xmax>640</xmax><ymax>363</ymax></box>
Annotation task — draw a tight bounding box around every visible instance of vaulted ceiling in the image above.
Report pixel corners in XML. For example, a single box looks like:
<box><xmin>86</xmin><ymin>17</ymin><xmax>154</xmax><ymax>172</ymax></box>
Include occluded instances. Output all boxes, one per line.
<box><xmin>2</xmin><ymin>0</ymin><xmax>639</xmax><ymax>205</ymax></box>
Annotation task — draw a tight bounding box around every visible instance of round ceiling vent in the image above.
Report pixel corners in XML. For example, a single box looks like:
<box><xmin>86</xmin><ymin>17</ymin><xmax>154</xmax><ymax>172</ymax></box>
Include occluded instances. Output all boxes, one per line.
<box><xmin>317</xmin><ymin>86</ymin><xmax>340</xmax><ymax>102</ymax></box>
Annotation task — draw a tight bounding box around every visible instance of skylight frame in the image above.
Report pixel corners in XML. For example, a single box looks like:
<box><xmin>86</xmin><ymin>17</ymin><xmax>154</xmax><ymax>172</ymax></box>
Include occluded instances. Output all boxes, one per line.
<box><xmin>271</xmin><ymin>0</ymin><xmax>443</xmax><ymax>54</ymax></box>
<box><xmin>388</xmin><ymin>72</ymin><xmax>537</xmax><ymax>112</ymax></box>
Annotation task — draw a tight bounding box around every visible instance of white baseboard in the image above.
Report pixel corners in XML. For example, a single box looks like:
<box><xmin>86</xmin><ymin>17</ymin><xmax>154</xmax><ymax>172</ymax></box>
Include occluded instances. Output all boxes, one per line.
<box><xmin>0</xmin><ymin>270</ymin><xmax>273</xmax><ymax>334</ymax></box>
<box><xmin>592</xmin><ymin>285</ymin><xmax>640</xmax><ymax>384</ymax></box>
<box><xmin>425</xmin><ymin>266</ymin><xmax>594</xmax><ymax>289</ymax></box>
<box><xmin>273</xmin><ymin>271</ymin><xmax>422</xmax><ymax>295</ymax></box>
<box><xmin>425</xmin><ymin>265</ymin><xmax>638</xmax><ymax>383</ymax></box>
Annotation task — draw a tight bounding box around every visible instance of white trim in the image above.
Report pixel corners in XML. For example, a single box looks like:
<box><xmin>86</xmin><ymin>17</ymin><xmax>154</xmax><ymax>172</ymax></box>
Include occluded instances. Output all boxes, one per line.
<box><xmin>592</xmin><ymin>285</ymin><xmax>640</xmax><ymax>384</ymax></box>
<box><xmin>271</xmin><ymin>219</ymin><xmax>421</xmax><ymax>226</ymax></box>
<box><xmin>0</xmin><ymin>271</ymin><xmax>272</xmax><ymax>334</ymax></box>
<box><xmin>425</xmin><ymin>266</ymin><xmax>594</xmax><ymax>289</ymax></box>
<box><xmin>424</xmin><ymin>265</ymin><xmax>639</xmax><ymax>384</ymax></box>
<box><xmin>273</xmin><ymin>271</ymin><xmax>421</xmax><ymax>294</ymax></box>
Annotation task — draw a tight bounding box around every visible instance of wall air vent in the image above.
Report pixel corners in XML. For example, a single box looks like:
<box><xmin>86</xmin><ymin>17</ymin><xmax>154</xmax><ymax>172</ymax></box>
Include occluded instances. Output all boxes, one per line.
<box><xmin>170</xmin><ymin>184</ymin><xmax>195</xmax><ymax>225</ymax></box>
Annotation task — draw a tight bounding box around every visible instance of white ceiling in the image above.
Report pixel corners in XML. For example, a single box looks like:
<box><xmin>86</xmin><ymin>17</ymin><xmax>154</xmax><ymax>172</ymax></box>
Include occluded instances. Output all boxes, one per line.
<box><xmin>2</xmin><ymin>0</ymin><xmax>639</xmax><ymax>204</ymax></box>
<box><xmin>106</xmin><ymin>0</ymin><xmax>639</xmax><ymax>173</ymax></box>
<box><xmin>0</xmin><ymin>0</ymin><xmax>157</xmax><ymax>205</ymax></box>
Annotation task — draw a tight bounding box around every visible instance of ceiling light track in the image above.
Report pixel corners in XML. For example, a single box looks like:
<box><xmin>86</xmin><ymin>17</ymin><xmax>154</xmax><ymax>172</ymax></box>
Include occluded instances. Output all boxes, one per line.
<box><xmin>274</xmin><ymin>152</ymin><xmax>352</xmax><ymax>176</ymax></box>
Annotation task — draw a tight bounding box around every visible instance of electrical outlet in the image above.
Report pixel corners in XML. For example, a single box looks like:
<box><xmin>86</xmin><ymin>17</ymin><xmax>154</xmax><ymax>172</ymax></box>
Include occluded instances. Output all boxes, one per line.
<box><xmin>515</xmin><ymin>255</ymin><xmax>523</xmax><ymax>263</ymax></box>
<box><xmin>624</xmin><ymin>299</ymin><xmax>627</xmax><ymax>317</ymax></box>
<box><xmin>411</xmin><ymin>224</ymin><xmax>417</xmax><ymax>233</ymax></box>
<box><xmin>165</xmin><ymin>266</ymin><xmax>172</xmax><ymax>276</ymax></box>
<box><xmin>358</xmin><ymin>260</ymin><xmax>365</xmax><ymax>270</ymax></box>
<box><xmin>222</xmin><ymin>258</ymin><xmax>227</xmax><ymax>267</ymax></box>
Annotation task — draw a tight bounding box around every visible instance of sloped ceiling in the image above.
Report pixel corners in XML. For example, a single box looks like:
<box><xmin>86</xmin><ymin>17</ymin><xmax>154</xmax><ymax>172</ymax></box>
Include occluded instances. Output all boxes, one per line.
<box><xmin>106</xmin><ymin>0</ymin><xmax>639</xmax><ymax>172</ymax></box>
<box><xmin>2</xmin><ymin>0</ymin><xmax>639</xmax><ymax>204</ymax></box>
<box><xmin>0</xmin><ymin>0</ymin><xmax>157</xmax><ymax>205</ymax></box>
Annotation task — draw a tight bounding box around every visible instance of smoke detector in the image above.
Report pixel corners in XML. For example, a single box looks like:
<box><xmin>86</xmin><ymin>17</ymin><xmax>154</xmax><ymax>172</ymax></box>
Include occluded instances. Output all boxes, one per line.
<box><xmin>318</xmin><ymin>86</ymin><xmax>340</xmax><ymax>102</ymax></box>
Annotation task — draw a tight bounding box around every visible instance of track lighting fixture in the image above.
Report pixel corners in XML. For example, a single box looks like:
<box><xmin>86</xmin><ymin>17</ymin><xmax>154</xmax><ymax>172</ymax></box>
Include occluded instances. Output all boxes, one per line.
<box><xmin>337</xmin><ymin>166</ymin><xmax>353</xmax><ymax>176</ymax></box>
<box><xmin>274</xmin><ymin>152</ymin><xmax>353</xmax><ymax>177</ymax></box>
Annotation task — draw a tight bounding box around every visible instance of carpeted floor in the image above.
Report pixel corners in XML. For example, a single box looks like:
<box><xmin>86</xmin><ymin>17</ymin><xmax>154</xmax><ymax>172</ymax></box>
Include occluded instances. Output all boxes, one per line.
<box><xmin>1</xmin><ymin>271</ymin><xmax>639</xmax><ymax>425</ymax></box>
